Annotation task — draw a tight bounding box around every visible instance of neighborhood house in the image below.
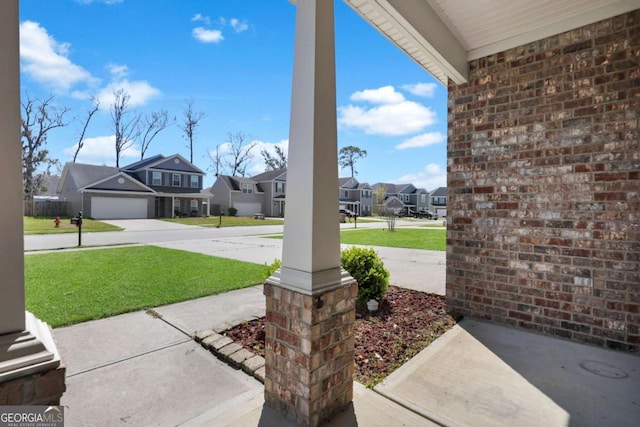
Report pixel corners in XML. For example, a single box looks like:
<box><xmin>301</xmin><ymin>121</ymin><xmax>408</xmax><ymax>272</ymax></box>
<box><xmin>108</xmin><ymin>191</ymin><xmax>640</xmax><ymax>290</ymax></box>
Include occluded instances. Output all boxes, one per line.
<box><xmin>57</xmin><ymin>154</ymin><xmax>210</xmax><ymax>219</ymax></box>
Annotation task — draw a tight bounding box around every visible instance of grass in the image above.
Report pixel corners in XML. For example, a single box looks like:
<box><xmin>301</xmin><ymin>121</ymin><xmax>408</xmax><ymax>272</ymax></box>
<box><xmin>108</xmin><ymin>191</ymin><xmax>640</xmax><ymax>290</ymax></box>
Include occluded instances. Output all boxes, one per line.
<box><xmin>266</xmin><ymin>228</ymin><xmax>446</xmax><ymax>251</ymax></box>
<box><xmin>163</xmin><ymin>216</ymin><xmax>284</xmax><ymax>227</ymax></box>
<box><xmin>25</xmin><ymin>246</ymin><xmax>267</xmax><ymax>327</ymax></box>
<box><xmin>24</xmin><ymin>216</ymin><xmax>122</xmax><ymax>235</ymax></box>
<box><xmin>340</xmin><ymin>228</ymin><xmax>446</xmax><ymax>250</ymax></box>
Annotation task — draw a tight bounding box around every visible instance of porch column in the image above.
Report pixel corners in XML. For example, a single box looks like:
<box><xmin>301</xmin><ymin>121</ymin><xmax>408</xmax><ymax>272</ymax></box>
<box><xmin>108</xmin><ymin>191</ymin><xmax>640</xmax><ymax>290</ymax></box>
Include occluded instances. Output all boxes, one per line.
<box><xmin>264</xmin><ymin>0</ymin><xmax>357</xmax><ymax>425</ymax></box>
<box><xmin>0</xmin><ymin>0</ymin><xmax>65</xmax><ymax>404</ymax></box>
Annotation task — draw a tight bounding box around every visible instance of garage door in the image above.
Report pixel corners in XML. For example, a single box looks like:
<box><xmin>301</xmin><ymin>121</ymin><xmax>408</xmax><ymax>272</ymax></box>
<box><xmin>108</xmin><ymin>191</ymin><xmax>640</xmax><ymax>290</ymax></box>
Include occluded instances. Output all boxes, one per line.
<box><xmin>233</xmin><ymin>202</ymin><xmax>262</xmax><ymax>216</ymax></box>
<box><xmin>91</xmin><ymin>197</ymin><xmax>148</xmax><ymax>219</ymax></box>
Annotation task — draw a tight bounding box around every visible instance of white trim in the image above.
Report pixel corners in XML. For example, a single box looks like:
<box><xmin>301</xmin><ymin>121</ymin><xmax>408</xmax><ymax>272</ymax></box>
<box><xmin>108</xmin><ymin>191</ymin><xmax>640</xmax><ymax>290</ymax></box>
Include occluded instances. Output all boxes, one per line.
<box><xmin>80</xmin><ymin>172</ymin><xmax>155</xmax><ymax>193</ymax></box>
<box><xmin>81</xmin><ymin>189</ymin><xmax>156</xmax><ymax>196</ymax></box>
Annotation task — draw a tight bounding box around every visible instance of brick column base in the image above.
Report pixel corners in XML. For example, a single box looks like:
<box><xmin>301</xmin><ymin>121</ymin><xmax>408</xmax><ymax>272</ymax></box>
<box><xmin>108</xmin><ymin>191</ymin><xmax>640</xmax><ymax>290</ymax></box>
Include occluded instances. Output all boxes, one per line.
<box><xmin>264</xmin><ymin>282</ymin><xmax>357</xmax><ymax>427</ymax></box>
<box><xmin>0</xmin><ymin>364</ymin><xmax>66</xmax><ymax>405</ymax></box>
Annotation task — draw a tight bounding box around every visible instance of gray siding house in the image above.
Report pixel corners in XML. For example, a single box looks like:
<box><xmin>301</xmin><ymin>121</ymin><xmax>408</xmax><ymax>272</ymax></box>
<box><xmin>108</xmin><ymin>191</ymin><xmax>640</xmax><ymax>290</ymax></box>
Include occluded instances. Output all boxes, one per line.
<box><xmin>57</xmin><ymin>154</ymin><xmax>209</xmax><ymax>219</ymax></box>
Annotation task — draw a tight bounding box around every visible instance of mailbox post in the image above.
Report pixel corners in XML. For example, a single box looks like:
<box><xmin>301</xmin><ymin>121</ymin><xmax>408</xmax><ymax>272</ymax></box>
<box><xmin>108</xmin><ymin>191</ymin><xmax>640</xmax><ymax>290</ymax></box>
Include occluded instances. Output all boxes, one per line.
<box><xmin>70</xmin><ymin>211</ymin><xmax>83</xmax><ymax>246</ymax></box>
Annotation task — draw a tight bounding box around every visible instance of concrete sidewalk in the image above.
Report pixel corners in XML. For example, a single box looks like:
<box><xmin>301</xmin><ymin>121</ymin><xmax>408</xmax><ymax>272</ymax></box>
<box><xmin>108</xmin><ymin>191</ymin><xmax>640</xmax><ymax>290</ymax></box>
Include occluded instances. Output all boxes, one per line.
<box><xmin>55</xmin><ymin>284</ymin><xmax>640</xmax><ymax>426</ymax></box>
<box><xmin>153</xmin><ymin>235</ymin><xmax>447</xmax><ymax>295</ymax></box>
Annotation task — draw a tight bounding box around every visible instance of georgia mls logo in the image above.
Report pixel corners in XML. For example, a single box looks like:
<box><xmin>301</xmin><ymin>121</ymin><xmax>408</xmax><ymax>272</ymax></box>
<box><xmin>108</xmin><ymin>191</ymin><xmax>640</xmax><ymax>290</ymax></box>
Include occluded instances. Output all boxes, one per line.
<box><xmin>0</xmin><ymin>405</ymin><xmax>64</xmax><ymax>427</ymax></box>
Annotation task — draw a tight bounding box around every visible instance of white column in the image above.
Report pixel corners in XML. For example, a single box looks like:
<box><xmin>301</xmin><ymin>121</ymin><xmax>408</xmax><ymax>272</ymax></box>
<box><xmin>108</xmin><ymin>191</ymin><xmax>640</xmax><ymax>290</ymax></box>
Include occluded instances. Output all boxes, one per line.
<box><xmin>0</xmin><ymin>0</ymin><xmax>25</xmax><ymax>337</ymax></box>
<box><xmin>0</xmin><ymin>0</ymin><xmax>60</xmax><ymax>381</ymax></box>
<box><xmin>269</xmin><ymin>0</ymin><xmax>352</xmax><ymax>296</ymax></box>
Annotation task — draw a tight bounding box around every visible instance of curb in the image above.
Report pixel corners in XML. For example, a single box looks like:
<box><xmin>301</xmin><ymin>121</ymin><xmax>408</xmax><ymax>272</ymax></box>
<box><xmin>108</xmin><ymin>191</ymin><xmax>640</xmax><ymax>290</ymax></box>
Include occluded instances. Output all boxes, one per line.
<box><xmin>194</xmin><ymin>329</ymin><xmax>266</xmax><ymax>383</ymax></box>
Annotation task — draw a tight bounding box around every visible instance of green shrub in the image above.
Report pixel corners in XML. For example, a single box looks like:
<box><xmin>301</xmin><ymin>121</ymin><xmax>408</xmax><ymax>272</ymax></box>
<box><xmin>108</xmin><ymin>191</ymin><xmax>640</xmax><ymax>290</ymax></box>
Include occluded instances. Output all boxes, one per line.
<box><xmin>340</xmin><ymin>247</ymin><xmax>389</xmax><ymax>304</ymax></box>
<box><xmin>227</xmin><ymin>207</ymin><xmax>238</xmax><ymax>217</ymax></box>
<box><xmin>263</xmin><ymin>258</ymin><xmax>282</xmax><ymax>281</ymax></box>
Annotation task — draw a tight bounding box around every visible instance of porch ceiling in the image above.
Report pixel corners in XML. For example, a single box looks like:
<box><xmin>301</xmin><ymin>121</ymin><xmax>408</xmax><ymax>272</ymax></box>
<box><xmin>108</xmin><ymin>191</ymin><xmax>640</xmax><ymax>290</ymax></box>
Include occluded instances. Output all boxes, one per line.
<box><xmin>344</xmin><ymin>0</ymin><xmax>638</xmax><ymax>84</ymax></box>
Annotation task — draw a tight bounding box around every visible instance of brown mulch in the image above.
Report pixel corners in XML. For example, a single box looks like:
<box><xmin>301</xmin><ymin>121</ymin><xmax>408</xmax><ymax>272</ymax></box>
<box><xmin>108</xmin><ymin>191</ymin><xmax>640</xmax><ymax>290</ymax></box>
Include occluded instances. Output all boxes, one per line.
<box><xmin>224</xmin><ymin>286</ymin><xmax>460</xmax><ymax>387</ymax></box>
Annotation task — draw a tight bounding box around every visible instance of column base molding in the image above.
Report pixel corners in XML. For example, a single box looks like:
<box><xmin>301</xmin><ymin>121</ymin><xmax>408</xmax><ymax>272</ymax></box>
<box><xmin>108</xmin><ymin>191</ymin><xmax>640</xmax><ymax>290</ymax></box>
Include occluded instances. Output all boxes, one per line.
<box><xmin>0</xmin><ymin>312</ymin><xmax>61</xmax><ymax>382</ymax></box>
<box><xmin>266</xmin><ymin>267</ymin><xmax>356</xmax><ymax>296</ymax></box>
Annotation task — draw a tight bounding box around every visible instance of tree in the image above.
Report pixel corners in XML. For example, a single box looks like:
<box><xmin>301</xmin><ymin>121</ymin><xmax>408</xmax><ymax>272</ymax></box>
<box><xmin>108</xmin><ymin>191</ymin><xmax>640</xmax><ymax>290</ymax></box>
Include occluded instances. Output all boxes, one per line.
<box><xmin>110</xmin><ymin>89</ymin><xmax>141</xmax><ymax>168</ymax></box>
<box><xmin>374</xmin><ymin>184</ymin><xmax>387</xmax><ymax>215</ymax></box>
<box><xmin>208</xmin><ymin>144</ymin><xmax>224</xmax><ymax>177</ymax></box>
<box><xmin>21</xmin><ymin>95</ymin><xmax>68</xmax><ymax>200</ymax></box>
<box><xmin>181</xmin><ymin>99</ymin><xmax>206</xmax><ymax>163</ymax></box>
<box><xmin>72</xmin><ymin>97</ymin><xmax>100</xmax><ymax>163</ymax></box>
<box><xmin>225</xmin><ymin>131</ymin><xmax>257</xmax><ymax>177</ymax></box>
<box><xmin>139</xmin><ymin>110</ymin><xmax>173</xmax><ymax>160</ymax></box>
<box><xmin>339</xmin><ymin>145</ymin><xmax>367</xmax><ymax>177</ymax></box>
<box><xmin>261</xmin><ymin>145</ymin><xmax>287</xmax><ymax>171</ymax></box>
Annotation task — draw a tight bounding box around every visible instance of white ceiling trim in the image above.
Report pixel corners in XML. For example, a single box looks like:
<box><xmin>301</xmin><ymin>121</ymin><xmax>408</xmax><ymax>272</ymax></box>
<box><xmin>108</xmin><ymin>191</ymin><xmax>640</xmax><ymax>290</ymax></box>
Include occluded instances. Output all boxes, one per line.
<box><xmin>345</xmin><ymin>0</ymin><xmax>467</xmax><ymax>85</ymax></box>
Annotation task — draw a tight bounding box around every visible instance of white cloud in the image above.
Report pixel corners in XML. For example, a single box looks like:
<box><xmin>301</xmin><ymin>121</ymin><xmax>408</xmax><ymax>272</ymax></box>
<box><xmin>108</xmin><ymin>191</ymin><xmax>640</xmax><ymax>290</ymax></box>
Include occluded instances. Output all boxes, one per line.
<box><xmin>107</xmin><ymin>63</ymin><xmax>129</xmax><ymax>79</ymax></box>
<box><xmin>350</xmin><ymin>86</ymin><xmax>404</xmax><ymax>104</ymax></box>
<box><xmin>19</xmin><ymin>21</ymin><xmax>99</xmax><ymax>92</ymax></box>
<box><xmin>64</xmin><ymin>135</ymin><xmax>140</xmax><ymax>165</ymax></box>
<box><xmin>339</xmin><ymin>85</ymin><xmax>437</xmax><ymax>136</ymax></box>
<box><xmin>396</xmin><ymin>164</ymin><xmax>446</xmax><ymax>192</ymax></box>
<box><xmin>395</xmin><ymin>132</ymin><xmax>445</xmax><ymax>150</ymax></box>
<box><xmin>338</xmin><ymin>102</ymin><xmax>436</xmax><ymax>136</ymax></box>
<box><xmin>95</xmin><ymin>79</ymin><xmax>161</xmax><ymax>108</ymax></box>
<box><xmin>191</xmin><ymin>13</ymin><xmax>211</xmax><ymax>25</ymax></box>
<box><xmin>401</xmin><ymin>82</ymin><xmax>437</xmax><ymax>98</ymax></box>
<box><xmin>192</xmin><ymin>27</ymin><xmax>224</xmax><ymax>44</ymax></box>
<box><xmin>230</xmin><ymin>18</ymin><xmax>249</xmax><ymax>33</ymax></box>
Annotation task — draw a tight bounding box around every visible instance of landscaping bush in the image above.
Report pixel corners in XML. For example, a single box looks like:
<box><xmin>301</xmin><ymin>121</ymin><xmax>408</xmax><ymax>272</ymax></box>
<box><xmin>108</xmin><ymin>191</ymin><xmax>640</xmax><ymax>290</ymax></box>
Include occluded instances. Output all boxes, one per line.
<box><xmin>227</xmin><ymin>207</ymin><xmax>238</xmax><ymax>217</ymax></box>
<box><xmin>340</xmin><ymin>247</ymin><xmax>389</xmax><ymax>305</ymax></box>
<box><xmin>263</xmin><ymin>258</ymin><xmax>281</xmax><ymax>281</ymax></box>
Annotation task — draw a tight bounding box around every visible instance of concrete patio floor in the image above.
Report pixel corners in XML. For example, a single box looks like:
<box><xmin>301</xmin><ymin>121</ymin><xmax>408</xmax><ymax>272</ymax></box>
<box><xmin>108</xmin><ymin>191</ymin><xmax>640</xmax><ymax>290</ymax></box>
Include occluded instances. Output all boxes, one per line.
<box><xmin>54</xmin><ymin>285</ymin><xmax>639</xmax><ymax>426</ymax></box>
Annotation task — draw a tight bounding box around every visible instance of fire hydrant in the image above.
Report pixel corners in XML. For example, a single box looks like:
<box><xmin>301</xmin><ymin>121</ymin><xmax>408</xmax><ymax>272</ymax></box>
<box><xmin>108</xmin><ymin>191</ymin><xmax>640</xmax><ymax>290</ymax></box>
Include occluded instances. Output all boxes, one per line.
<box><xmin>54</xmin><ymin>216</ymin><xmax>61</xmax><ymax>228</ymax></box>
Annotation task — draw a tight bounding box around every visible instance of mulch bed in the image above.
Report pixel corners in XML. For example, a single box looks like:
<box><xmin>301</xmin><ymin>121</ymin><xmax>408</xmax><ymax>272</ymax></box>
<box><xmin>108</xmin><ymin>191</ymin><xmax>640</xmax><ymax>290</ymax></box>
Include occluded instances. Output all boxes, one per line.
<box><xmin>224</xmin><ymin>286</ymin><xmax>460</xmax><ymax>387</ymax></box>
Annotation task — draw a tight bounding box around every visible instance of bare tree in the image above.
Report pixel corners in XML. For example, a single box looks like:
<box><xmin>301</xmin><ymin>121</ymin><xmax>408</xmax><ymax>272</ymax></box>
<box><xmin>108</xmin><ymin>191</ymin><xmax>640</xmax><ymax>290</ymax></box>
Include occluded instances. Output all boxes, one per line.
<box><xmin>339</xmin><ymin>145</ymin><xmax>368</xmax><ymax>177</ymax></box>
<box><xmin>374</xmin><ymin>184</ymin><xmax>387</xmax><ymax>215</ymax></box>
<box><xmin>261</xmin><ymin>145</ymin><xmax>287</xmax><ymax>171</ymax></box>
<box><xmin>139</xmin><ymin>110</ymin><xmax>173</xmax><ymax>160</ymax></box>
<box><xmin>181</xmin><ymin>99</ymin><xmax>206</xmax><ymax>163</ymax></box>
<box><xmin>72</xmin><ymin>97</ymin><xmax>100</xmax><ymax>163</ymax></box>
<box><xmin>21</xmin><ymin>94</ymin><xmax>68</xmax><ymax>199</ymax></box>
<box><xmin>110</xmin><ymin>89</ymin><xmax>140</xmax><ymax>167</ymax></box>
<box><xmin>225</xmin><ymin>131</ymin><xmax>257</xmax><ymax>177</ymax></box>
<box><xmin>208</xmin><ymin>144</ymin><xmax>224</xmax><ymax>177</ymax></box>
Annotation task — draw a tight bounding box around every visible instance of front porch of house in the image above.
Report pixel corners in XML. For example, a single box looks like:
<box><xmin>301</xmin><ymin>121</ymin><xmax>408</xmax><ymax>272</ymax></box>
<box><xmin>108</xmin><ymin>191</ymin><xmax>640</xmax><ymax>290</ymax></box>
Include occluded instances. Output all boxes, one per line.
<box><xmin>155</xmin><ymin>194</ymin><xmax>211</xmax><ymax>218</ymax></box>
<box><xmin>1</xmin><ymin>1</ymin><xmax>637</xmax><ymax>426</ymax></box>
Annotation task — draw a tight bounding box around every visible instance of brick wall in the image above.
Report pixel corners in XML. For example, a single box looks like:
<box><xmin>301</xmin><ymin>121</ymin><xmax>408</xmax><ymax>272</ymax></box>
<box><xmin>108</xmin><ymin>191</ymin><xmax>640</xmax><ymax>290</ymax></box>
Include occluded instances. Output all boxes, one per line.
<box><xmin>447</xmin><ymin>10</ymin><xmax>639</xmax><ymax>352</ymax></box>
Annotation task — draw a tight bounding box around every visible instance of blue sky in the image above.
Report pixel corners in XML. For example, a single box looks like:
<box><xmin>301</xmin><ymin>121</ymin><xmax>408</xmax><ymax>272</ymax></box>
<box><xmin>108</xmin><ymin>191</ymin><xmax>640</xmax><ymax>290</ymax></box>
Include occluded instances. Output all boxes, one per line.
<box><xmin>19</xmin><ymin>0</ymin><xmax>447</xmax><ymax>191</ymax></box>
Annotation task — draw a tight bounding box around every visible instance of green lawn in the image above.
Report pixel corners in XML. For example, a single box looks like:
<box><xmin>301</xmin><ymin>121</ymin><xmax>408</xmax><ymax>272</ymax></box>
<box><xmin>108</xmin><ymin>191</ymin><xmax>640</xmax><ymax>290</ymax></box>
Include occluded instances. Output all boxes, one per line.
<box><xmin>25</xmin><ymin>246</ymin><xmax>266</xmax><ymax>327</ymax></box>
<box><xmin>266</xmin><ymin>228</ymin><xmax>446</xmax><ymax>251</ymax></box>
<box><xmin>24</xmin><ymin>216</ymin><xmax>122</xmax><ymax>235</ymax></box>
<box><xmin>164</xmin><ymin>216</ymin><xmax>284</xmax><ymax>227</ymax></box>
<box><xmin>341</xmin><ymin>228</ymin><xmax>446</xmax><ymax>250</ymax></box>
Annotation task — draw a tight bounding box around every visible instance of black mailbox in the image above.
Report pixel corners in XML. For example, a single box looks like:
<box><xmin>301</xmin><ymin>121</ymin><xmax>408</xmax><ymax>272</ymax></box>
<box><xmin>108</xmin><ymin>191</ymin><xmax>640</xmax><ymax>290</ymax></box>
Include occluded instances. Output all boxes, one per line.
<box><xmin>70</xmin><ymin>211</ymin><xmax>83</xmax><ymax>227</ymax></box>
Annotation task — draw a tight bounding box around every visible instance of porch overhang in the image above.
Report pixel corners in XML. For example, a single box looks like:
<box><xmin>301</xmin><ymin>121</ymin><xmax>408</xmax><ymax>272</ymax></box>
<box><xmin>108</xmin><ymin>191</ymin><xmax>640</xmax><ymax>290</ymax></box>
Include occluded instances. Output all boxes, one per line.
<box><xmin>344</xmin><ymin>0</ymin><xmax>639</xmax><ymax>85</ymax></box>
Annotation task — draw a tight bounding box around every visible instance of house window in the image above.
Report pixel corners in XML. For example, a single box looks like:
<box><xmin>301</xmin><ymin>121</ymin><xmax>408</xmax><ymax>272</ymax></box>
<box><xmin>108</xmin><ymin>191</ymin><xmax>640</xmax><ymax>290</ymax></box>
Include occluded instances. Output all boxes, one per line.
<box><xmin>172</xmin><ymin>173</ymin><xmax>181</xmax><ymax>187</ymax></box>
<box><xmin>152</xmin><ymin>171</ymin><xmax>162</xmax><ymax>186</ymax></box>
<box><xmin>190</xmin><ymin>199</ymin><xmax>198</xmax><ymax>209</ymax></box>
<box><xmin>275</xmin><ymin>182</ymin><xmax>285</xmax><ymax>193</ymax></box>
<box><xmin>344</xmin><ymin>190</ymin><xmax>349</xmax><ymax>198</ymax></box>
<box><xmin>190</xmin><ymin>175</ymin><xmax>199</xmax><ymax>188</ymax></box>
<box><xmin>421</xmin><ymin>194</ymin><xmax>426</xmax><ymax>203</ymax></box>
<box><xmin>242</xmin><ymin>183</ymin><xmax>253</xmax><ymax>194</ymax></box>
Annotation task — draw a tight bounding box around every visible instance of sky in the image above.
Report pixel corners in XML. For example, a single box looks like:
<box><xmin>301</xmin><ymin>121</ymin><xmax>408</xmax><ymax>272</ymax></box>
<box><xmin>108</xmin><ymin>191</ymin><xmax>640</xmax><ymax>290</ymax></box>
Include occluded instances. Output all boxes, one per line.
<box><xmin>19</xmin><ymin>0</ymin><xmax>448</xmax><ymax>191</ymax></box>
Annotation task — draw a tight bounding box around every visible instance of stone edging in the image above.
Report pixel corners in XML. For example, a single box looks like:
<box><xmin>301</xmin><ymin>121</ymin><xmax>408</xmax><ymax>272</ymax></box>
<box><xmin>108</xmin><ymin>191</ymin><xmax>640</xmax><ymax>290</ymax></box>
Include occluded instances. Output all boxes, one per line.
<box><xmin>194</xmin><ymin>329</ymin><xmax>265</xmax><ymax>383</ymax></box>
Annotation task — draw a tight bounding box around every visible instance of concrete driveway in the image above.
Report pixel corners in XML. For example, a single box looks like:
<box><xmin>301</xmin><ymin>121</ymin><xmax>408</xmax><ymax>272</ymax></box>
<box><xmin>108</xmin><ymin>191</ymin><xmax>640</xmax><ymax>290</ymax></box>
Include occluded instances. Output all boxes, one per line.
<box><xmin>100</xmin><ymin>219</ymin><xmax>202</xmax><ymax>231</ymax></box>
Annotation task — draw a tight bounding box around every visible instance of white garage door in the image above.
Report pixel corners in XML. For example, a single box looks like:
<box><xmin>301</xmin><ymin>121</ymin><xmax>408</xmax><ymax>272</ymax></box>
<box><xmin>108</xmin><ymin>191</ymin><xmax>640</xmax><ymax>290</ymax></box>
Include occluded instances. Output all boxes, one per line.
<box><xmin>233</xmin><ymin>202</ymin><xmax>262</xmax><ymax>216</ymax></box>
<box><xmin>91</xmin><ymin>197</ymin><xmax>148</xmax><ymax>219</ymax></box>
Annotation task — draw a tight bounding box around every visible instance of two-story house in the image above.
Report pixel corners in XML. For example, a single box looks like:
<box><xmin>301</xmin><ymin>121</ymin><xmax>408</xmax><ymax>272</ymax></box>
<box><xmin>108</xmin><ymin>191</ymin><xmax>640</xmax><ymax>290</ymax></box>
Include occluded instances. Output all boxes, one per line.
<box><xmin>210</xmin><ymin>169</ymin><xmax>375</xmax><ymax>217</ymax></box>
<box><xmin>57</xmin><ymin>154</ymin><xmax>209</xmax><ymax>219</ymax></box>
<box><xmin>429</xmin><ymin>186</ymin><xmax>447</xmax><ymax>218</ymax></box>
<box><xmin>372</xmin><ymin>182</ymin><xmax>430</xmax><ymax>215</ymax></box>
<box><xmin>338</xmin><ymin>177</ymin><xmax>373</xmax><ymax>216</ymax></box>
